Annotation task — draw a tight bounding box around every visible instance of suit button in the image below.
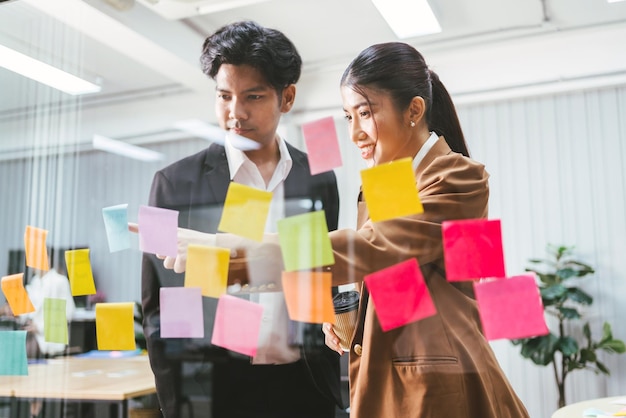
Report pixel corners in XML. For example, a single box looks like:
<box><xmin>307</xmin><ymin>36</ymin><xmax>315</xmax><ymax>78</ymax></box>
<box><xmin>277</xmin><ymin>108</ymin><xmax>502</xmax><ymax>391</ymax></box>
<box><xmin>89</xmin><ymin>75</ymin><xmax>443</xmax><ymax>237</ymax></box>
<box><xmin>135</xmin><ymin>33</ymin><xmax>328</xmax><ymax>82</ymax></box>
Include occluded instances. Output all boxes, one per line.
<box><xmin>354</xmin><ymin>344</ymin><xmax>363</xmax><ymax>356</ymax></box>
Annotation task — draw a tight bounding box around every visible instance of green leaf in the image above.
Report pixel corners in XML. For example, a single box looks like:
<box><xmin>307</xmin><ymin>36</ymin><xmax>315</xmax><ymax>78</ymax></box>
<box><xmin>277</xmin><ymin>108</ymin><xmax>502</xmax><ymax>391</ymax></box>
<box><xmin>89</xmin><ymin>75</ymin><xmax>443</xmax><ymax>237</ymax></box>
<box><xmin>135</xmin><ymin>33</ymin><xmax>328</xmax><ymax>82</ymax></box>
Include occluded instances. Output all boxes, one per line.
<box><xmin>595</xmin><ymin>360</ymin><xmax>610</xmax><ymax>375</ymax></box>
<box><xmin>558</xmin><ymin>336</ymin><xmax>579</xmax><ymax>356</ymax></box>
<box><xmin>536</xmin><ymin>272</ymin><xmax>558</xmax><ymax>286</ymax></box>
<box><xmin>601</xmin><ymin>322</ymin><xmax>613</xmax><ymax>342</ymax></box>
<box><xmin>566</xmin><ymin>287</ymin><xmax>593</xmax><ymax>305</ymax></box>
<box><xmin>541</xmin><ymin>284</ymin><xmax>567</xmax><ymax>301</ymax></box>
<box><xmin>583</xmin><ymin>323</ymin><xmax>591</xmax><ymax>341</ymax></box>
<box><xmin>579</xmin><ymin>348</ymin><xmax>596</xmax><ymax>363</ymax></box>
<box><xmin>557</xmin><ymin>268</ymin><xmax>577</xmax><ymax>280</ymax></box>
<box><xmin>519</xmin><ymin>334</ymin><xmax>559</xmax><ymax>366</ymax></box>
<box><xmin>558</xmin><ymin>307</ymin><xmax>581</xmax><ymax>319</ymax></box>
<box><xmin>599</xmin><ymin>339</ymin><xmax>626</xmax><ymax>354</ymax></box>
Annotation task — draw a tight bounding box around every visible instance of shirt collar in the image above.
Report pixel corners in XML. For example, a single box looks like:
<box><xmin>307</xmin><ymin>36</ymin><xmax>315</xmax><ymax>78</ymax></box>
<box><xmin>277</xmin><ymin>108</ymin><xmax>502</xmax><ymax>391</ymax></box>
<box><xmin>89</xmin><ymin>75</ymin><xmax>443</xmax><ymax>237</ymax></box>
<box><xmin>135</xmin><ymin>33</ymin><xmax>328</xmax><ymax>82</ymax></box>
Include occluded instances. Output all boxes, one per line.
<box><xmin>224</xmin><ymin>134</ymin><xmax>293</xmax><ymax>183</ymax></box>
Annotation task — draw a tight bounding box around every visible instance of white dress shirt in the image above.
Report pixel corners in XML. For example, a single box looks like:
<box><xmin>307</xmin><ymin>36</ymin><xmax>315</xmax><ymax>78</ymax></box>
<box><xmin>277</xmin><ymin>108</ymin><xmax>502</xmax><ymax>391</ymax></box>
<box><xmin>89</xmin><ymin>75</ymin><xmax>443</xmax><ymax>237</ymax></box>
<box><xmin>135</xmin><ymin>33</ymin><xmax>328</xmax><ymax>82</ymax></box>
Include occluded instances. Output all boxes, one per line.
<box><xmin>224</xmin><ymin>135</ymin><xmax>301</xmax><ymax>365</ymax></box>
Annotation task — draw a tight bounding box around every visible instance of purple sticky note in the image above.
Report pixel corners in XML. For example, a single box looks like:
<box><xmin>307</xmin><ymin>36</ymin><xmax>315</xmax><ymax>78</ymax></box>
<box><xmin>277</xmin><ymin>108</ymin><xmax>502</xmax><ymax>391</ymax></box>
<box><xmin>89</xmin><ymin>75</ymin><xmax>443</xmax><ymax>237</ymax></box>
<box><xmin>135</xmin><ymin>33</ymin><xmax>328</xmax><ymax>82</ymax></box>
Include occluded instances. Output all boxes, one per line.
<box><xmin>364</xmin><ymin>258</ymin><xmax>437</xmax><ymax>332</ymax></box>
<box><xmin>474</xmin><ymin>274</ymin><xmax>549</xmax><ymax>341</ymax></box>
<box><xmin>442</xmin><ymin>219</ymin><xmax>506</xmax><ymax>281</ymax></box>
<box><xmin>160</xmin><ymin>287</ymin><xmax>204</xmax><ymax>338</ymax></box>
<box><xmin>211</xmin><ymin>294</ymin><xmax>264</xmax><ymax>357</ymax></box>
<box><xmin>137</xmin><ymin>205</ymin><xmax>178</xmax><ymax>257</ymax></box>
<box><xmin>302</xmin><ymin>116</ymin><xmax>343</xmax><ymax>175</ymax></box>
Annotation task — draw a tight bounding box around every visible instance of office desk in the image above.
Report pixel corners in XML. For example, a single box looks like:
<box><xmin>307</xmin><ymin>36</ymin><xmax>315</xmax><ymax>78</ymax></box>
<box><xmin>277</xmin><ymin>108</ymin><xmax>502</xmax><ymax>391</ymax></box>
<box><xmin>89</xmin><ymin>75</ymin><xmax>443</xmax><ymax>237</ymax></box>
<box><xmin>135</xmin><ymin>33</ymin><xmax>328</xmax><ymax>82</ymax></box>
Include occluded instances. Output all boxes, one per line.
<box><xmin>552</xmin><ymin>396</ymin><xmax>626</xmax><ymax>418</ymax></box>
<box><xmin>0</xmin><ymin>355</ymin><xmax>156</xmax><ymax>418</ymax></box>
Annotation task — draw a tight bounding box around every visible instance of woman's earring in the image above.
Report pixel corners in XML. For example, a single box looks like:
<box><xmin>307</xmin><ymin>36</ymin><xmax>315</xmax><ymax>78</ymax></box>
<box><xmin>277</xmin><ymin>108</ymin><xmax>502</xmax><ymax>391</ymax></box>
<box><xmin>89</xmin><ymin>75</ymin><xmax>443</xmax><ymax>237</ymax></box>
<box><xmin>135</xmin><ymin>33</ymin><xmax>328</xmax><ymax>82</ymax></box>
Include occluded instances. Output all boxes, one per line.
<box><xmin>410</xmin><ymin>120</ymin><xmax>416</xmax><ymax>127</ymax></box>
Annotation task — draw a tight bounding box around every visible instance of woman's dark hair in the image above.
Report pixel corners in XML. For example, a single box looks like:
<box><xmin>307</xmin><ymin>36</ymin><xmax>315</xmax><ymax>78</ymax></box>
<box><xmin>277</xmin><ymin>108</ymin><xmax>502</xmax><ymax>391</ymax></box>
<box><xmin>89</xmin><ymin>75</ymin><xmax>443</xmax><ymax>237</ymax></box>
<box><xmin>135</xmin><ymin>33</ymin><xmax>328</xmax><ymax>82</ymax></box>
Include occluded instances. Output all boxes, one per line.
<box><xmin>341</xmin><ymin>42</ymin><xmax>469</xmax><ymax>157</ymax></box>
<box><xmin>200</xmin><ymin>20</ymin><xmax>302</xmax><ymax>94</ymax></box>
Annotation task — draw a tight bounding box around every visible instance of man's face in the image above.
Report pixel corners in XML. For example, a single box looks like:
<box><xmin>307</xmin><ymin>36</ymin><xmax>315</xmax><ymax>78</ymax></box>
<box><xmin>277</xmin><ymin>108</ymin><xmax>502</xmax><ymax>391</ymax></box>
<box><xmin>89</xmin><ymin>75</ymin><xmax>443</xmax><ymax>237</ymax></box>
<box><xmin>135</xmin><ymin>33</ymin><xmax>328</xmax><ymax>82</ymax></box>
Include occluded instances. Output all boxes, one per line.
<box><xmin>214</xmin><ymin>64</ymin><xmax>293</xmax><ymax>150</ymax></box>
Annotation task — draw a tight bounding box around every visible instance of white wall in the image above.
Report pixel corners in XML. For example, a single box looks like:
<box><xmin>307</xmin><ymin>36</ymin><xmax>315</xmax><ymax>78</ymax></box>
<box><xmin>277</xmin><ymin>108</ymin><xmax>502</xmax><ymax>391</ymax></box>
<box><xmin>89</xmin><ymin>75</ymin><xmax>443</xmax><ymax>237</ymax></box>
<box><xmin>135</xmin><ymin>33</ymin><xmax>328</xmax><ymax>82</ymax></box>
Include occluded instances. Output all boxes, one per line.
<box><xmin>457</xmin><ymin>86</ymin><xmax>626</xmax><ymax>417</ymax></box>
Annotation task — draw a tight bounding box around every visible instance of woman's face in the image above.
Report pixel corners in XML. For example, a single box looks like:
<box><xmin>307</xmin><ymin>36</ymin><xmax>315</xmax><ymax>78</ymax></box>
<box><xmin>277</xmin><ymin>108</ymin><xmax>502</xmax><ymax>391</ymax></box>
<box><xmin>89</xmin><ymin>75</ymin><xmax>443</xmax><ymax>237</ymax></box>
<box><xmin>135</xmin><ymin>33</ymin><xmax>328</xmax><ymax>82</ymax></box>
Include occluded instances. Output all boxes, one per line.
<box><xmin>341</xmin><ymin>85</ymin><xmax>408</xmax><ymax>166</ymax></box>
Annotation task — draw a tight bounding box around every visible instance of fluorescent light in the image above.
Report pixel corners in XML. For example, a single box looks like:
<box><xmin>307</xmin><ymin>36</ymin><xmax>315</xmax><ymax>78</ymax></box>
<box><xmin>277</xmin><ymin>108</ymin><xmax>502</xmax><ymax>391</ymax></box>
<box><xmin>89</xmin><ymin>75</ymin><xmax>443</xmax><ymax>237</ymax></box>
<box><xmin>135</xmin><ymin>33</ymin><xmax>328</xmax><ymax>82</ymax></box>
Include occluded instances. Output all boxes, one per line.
<box><xmin>0</xmin><ymin>44</ymin><xmax>101</xmax><ymax>95</ymax></box>
<box><xmin>371</xmin><ymin>0</ymin><xmax>441</xmax><ymax>38</ymax></box>
<box><xmin>607</xmin><ymin>0</ymin><xmax>625</xmax><ymax>3</ymax></box>
<box><xmin>173</xmin><ymin>119</ymin><xmax>260</xmax><ymax>151</ymax></box>
<box><xmin>197</xmin><ymin>0</ymin><xmax>272</xmax><ymax>15</ymax></box>
<box><xmin>93</xmin><ymin>135</ymin><xmax>164</xmax><ymax>162</ymax></box>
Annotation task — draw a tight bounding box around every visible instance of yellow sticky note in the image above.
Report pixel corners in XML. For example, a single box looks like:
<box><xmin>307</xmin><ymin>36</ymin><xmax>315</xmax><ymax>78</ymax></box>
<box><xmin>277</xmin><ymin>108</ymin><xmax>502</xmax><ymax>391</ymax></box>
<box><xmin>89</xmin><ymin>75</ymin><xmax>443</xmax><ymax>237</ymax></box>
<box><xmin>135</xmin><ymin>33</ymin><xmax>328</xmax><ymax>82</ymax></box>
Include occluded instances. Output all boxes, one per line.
<box><xmin>360</xmin><ymin>157</ymin><xmax>423</xmax><ymax>222</ymax></box>
<box><xmin>281</xmin><ymin>271</ymin><xmax>335</xmax><ymax>324</ymax></box>
<box><xmin>65</xmin><ymin>249</ymin><xmax>97</xmax><ymax>296</ymax></box>
<box><xmin>218</xmin><ymin>183</ymin><xmax>272</xmax><ymax>242</ymax></box>
<box><xmin>1</xmin><ymin>273</ymin><xmax>35</xmax><ymax>315</ymax></box>
<box><xmin>95</xmin><ymin>302</ymin><xmax>136</xmax><ymax>351</ymax></box>
<box><xmin>24</xmin><ymin>226</ymin><xmax>49</xmax><ymax>271</ymax></box>
<box><xmin>185</xmin><ymin>245</ymin><xmax>230</xmax><ymax>298</ymax></box>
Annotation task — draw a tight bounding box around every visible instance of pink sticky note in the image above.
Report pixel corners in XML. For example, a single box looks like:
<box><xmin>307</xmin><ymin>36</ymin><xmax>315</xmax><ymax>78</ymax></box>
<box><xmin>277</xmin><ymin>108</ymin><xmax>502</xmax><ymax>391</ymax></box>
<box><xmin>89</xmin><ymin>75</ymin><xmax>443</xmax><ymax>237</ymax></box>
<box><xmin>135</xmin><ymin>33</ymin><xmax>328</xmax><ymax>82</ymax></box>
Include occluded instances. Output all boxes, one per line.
<box><xmin>302</xmin><ymin>116</ymin><xmax>343</xmax><ymax>175</ymax></box>
<box><xmin>160</xmin><ymin>287</ymin><xmax>204</xmax><ymax>338</ymax></box>
<box><xmin>211</xmin><ymin>295</ymin><xmax>263</xmax><ymax>357</ymax></box>
<box><xmin>474</xmin><ymin>274</ymin><xmax>549</xmax><ymax>341</ymax></box>
<box><xmin>364</xmin><ymin>258</ymin><xmax>437</xmax><ymax>332</ymax></box>
<box><xmin>442</xmin><ymin>219</ymin><xmax>506</xmax><ymax>281</ymax></box>
<box><xmin>137</xmin><ymin>205</ymin><xmax>179</xmax><ymax>257</ymax></box>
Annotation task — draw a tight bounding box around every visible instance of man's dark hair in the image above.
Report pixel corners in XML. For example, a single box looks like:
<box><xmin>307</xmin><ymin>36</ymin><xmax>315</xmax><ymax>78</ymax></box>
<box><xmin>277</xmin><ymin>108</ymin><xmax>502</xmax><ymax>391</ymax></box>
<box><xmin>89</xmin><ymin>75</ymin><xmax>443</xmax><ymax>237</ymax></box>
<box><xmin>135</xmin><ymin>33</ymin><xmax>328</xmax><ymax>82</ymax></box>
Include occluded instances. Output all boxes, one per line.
<box><xmin>200</xmin><ymin>20</ymin><xmax>302</xmax><ymax>93</ymax></box>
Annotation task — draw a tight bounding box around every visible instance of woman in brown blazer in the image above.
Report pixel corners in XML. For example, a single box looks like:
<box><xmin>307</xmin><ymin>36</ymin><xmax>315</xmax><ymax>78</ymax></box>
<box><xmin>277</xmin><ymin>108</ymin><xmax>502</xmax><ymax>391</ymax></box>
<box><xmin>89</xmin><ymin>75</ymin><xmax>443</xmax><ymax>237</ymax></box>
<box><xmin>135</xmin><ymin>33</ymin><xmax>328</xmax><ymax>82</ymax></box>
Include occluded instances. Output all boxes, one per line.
<box><xmin>147</xmin><ymin>42</ymin><xmax>530</xmax><ymax>418</ymax></box>
<box><xmin>320</xmin><ymin>42</ymin><xmax>530</xmax><ymax>418</ymax></box>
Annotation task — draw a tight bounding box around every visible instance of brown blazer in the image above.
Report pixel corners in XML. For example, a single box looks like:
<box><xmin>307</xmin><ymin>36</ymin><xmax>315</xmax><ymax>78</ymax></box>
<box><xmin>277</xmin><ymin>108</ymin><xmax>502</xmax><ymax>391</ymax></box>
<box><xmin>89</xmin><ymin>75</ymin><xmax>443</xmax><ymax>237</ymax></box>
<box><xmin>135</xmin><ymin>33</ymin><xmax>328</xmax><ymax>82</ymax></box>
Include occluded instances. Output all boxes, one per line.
<box><xmin>328</xmin><ymin>137</ymin><xmax>529</xmax><ymax>418</ymax></box>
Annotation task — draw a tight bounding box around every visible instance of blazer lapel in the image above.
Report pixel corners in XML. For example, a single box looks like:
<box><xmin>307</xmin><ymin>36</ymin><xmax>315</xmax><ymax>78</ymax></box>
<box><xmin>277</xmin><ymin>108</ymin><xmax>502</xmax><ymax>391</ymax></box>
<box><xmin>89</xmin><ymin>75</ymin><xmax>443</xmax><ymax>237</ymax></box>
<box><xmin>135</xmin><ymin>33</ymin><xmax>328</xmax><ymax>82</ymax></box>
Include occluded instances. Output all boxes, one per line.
<box><xmin>203</xmin><ymin>143</ymin><xmax>231</xmax><ymax>204</ymax></box>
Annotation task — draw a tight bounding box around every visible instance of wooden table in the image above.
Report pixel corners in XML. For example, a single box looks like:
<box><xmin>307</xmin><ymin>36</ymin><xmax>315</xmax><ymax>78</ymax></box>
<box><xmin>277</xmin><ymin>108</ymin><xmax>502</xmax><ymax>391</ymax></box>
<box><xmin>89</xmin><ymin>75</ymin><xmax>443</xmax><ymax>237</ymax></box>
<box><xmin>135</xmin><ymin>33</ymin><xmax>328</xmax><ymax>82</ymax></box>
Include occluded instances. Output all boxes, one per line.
<box><xmin>0</xmin><ymin>355</ymin><xmax>156</xmax><ymax>418</ymax></box>
<box><xmin>552</xmin><ymin>396</ymin><xmax>626</xmax><ymax>418</ymax></box>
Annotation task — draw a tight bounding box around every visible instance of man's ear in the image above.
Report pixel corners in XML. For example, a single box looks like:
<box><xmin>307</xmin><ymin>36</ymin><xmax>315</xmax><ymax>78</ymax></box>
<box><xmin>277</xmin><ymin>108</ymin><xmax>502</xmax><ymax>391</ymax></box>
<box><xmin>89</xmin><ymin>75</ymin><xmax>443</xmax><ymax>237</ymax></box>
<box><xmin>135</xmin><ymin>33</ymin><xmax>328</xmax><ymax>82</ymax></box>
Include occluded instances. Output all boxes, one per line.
<box><xmin>280</xmin><ymin>84</ymin><xmax>296</xmax><ymax>113</ymax></box>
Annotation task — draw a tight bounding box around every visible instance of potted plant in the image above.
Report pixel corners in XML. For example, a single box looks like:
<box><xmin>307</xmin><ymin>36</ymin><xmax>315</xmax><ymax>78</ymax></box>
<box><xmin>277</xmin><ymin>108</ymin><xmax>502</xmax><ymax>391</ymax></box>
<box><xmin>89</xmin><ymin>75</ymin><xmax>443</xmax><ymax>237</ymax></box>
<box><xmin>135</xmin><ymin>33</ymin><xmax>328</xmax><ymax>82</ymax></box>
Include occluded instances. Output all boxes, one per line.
<box><xmin>511</xmin><ymin>245</ymin><xmax>626</xmax><ymax>408</ymax></box>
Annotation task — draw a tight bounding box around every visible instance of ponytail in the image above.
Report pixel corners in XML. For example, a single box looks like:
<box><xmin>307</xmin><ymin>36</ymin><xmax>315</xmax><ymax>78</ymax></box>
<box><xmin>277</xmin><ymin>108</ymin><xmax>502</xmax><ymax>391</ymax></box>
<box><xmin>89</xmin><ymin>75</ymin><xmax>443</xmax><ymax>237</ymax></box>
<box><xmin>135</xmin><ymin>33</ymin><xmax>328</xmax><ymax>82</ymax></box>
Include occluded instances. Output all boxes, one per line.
<box><xmin>428</xmin><ymin>70</ymin><xmax>470</xmax><ymax>157</ymax></box>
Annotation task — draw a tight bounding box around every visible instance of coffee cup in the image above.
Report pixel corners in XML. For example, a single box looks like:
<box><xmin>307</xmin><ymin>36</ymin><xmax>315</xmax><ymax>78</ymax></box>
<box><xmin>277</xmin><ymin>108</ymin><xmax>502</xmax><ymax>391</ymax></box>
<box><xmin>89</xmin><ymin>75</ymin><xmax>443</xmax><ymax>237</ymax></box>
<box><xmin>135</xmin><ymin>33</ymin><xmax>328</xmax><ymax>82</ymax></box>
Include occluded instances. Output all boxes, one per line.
<box><xmin>332</xmin><ymin>290</ymin><xmax>360</xmax><ymax>352</ymax></box>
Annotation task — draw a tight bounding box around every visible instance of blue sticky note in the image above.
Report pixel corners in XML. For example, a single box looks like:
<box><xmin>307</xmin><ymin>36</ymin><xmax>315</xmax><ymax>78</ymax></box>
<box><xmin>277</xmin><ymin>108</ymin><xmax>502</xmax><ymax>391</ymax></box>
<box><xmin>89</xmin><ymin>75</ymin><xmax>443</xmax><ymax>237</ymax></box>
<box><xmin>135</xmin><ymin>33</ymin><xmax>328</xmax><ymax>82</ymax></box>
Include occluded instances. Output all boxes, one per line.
<box><xmin>102</xmin><ymin>204</ymin><xmax>131</xmax><ymax>252</ymax></box>
<box><xmin>0</xmin><ymin>330</ymin><xmax>28</xmax><ymax>375</ymax></box>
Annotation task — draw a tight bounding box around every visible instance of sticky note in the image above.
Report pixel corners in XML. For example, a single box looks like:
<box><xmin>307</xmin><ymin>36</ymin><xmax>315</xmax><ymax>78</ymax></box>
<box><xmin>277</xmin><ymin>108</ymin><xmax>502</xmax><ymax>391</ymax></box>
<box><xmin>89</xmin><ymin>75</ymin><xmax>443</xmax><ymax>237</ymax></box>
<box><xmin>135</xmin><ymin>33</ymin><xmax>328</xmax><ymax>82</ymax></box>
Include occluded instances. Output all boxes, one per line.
<box><xmin>360</xmin><ymin>158</ymin><xmax>423</xmax><ymax>222</ymax></box>
<box><xmin>211</xmin><ymin>294</ymin><xmax>263</xmax><ymax>357</ymax></box>
<box><xmin>44</xmin><ymin>298</ymin><xmax>68</xmax><ymax>344</ymax></box>
<box><xmin>65</xmin><ymin>249</ymin><xmax>97</xmax><ymax>296</ymax></box>
<box><xmin>302</xmin><ymin>116</ymin><xmax>343</xmax><ymax>175</ymax></box>
<box><xmin>442</xmin><ymin>219</ymin><xmax>506</xmax><ymax>281</ymax></box>
<box><xmin>1</xmin><ymin>273</ymin><xmax>35</xmax><ymax>315</ymax></box>
<box><xmin>277</xmin><ymin>211</ymin><xmax>334</xmax><ymax>272</ymax></box>
<box><xmin>218</xmin><ymin>183</ymin><xmax>272</xmax><ymax>242</ymax></box>
<box><xmin>24</xmin><ymin>225</ymin><xmax>49</xmax><ymax>271</ymax></box>
<box><xmin>95</xmin><ymin>302</ymin><xmax>136</xmax><ymax>351</ymax></box>
<box><xmin>474</xmin><ymin>274</ymin><xmax>549</xmax><ymax>341</ymax></box>
<box><xmin>0</xmin><ymin>331</ymin><xmax>28</xmax><ymax>375</ymax></box>
<box><xmin>281</xmin><ymin>271</ymin><xmax>335</xmax><ymax>324</ymax></box>
<box><xmin>137</xmin><ymin>205</ymin><xmax>179</xmax><ymax>257</ymax></box>
<box><xmin>102</xmin><ymin>204</ymin><xmax>131</xmax><ymax>252</ymax></box>
<box><xmin>185</xmin><ymin>245</ymin><xmax>230</xmax><ymax>298</ymax></box>
<box><xmin>364</xmin><ymin>258</ymin><xmax>436</xmax><ymax>332</ymax></box>
<box><xmin>160</xmin><ymin>287</ymin><xmax>204</xmax><ymax>338</ymax></box>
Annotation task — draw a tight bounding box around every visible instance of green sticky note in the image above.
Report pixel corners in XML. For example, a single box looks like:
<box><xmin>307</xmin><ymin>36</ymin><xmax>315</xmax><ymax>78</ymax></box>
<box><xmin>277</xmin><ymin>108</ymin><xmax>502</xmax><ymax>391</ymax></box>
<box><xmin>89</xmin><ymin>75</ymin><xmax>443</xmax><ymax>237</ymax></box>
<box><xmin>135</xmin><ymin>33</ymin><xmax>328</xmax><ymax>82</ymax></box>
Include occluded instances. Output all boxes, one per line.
<box><xmin>0</xmin><ymin>330</ymin><xmax>28</xmax><ymax>375</ymax></box>
<box><xmin>218</xmin><ymin>182</ymin><xmax>272</xmax><ymax>242</ymax></box>
<box><xmin>277</xmin><ymin>211</ymin><xmax>334</xmax><ymax>272</ymax></box>
<box><xmin>44</xmin><ymin>298</ymin><xmax>68</xmax><ymax>344</ymax></box>
<box><xmin>360</xmin><ymin>157</ymin><xmax>423</xmax><ymax>222</ymax></box>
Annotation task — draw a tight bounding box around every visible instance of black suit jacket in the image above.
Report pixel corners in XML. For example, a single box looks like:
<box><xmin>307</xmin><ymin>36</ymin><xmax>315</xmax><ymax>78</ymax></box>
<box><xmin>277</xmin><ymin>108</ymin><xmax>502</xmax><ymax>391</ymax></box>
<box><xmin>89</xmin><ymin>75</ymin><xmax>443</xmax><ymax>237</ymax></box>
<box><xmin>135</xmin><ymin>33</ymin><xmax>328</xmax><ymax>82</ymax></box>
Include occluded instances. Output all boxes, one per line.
<box><xmin>141</xmin><ymin>142</ymin><xmax>342</xmax><ymax>417</ymax></box>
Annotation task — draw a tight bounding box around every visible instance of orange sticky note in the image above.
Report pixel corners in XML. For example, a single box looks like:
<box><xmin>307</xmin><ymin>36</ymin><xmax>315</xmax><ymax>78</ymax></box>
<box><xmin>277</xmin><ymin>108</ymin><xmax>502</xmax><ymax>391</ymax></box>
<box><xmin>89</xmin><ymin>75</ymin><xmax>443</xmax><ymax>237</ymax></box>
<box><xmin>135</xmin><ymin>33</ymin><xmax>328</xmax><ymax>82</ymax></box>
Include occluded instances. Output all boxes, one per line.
<box><xmin>1</xmin><ymin>274</ymin><xmax>35</xmax><ymax>315</ymax></box>
<box><xmin>185</xmin><ymin>244</ymin><xmax>230</xmax><ymax>298</ymax></box>
<box><xmin>24</xmin><ymin>226</ymin><xmax>49</xmax><ymax>271</ymax></box>
<box><xmin>65</xmin><ymin>249</ymin><xmax>97</xmax><ymax>296</ymax></box>
<box><xmin>95</xmin><ymin>302</ymin><xmax>136</xmax><ymax>351</ymax></box>
<box><xmin>218</xmin><ymin>183</ymin><xmax>272</xmax><ymax>242</ymax></box>
<box><xmin>360</xmin><ymin>157</ymin><xmax>423</xmax><ymax>222</ymax></box>
<box><xmin>281</xmin><ymin>271</ymin><xmax>335</xmax><ymax>324</ymax></box>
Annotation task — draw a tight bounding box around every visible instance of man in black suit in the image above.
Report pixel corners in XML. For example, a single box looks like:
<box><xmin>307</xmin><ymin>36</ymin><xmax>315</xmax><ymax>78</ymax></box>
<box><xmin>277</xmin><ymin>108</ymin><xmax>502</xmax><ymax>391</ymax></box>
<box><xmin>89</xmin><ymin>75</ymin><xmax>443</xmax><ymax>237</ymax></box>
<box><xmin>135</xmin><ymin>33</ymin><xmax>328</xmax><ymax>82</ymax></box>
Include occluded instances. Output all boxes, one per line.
<box><xmin>141</xmin><ymin>20</ymin><xmax>342</xmax><ymax>418</ymax></box>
